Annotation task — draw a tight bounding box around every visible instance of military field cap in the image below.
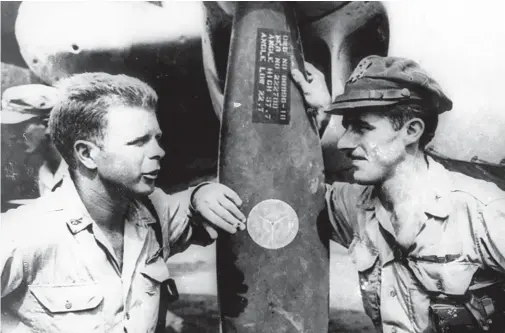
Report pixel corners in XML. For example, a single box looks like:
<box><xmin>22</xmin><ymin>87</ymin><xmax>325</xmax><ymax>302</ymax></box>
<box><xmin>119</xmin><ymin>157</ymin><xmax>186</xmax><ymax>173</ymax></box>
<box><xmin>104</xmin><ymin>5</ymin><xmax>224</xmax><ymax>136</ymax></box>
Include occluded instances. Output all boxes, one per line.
<box><xmin>327</xmin><ymin>55</ymin><xmax>452</xmax><ymax>115</ymax></box>
<box><xmin>1</xmin><ymin>84</ymin><xmax>59</xmax><ymax>124</ymax></box>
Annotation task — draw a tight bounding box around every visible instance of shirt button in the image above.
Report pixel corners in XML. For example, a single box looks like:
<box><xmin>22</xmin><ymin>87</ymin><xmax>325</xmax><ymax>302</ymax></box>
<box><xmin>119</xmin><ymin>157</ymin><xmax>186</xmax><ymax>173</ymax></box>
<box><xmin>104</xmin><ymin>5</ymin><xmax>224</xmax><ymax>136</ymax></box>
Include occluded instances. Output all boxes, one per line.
<box><xmin>390</xmin><ymin>290</ymin><xmax>397</xmax><ymax>297</ymax></box>
<box><xmin>125</xmin><ymin>312</ymin><xmax>130</xmax><ymax>320</ymax></box>
<box><xmin>65</xmin><ymin>301</ymin><xmax>72</xmax><ymax>309</ymax></box>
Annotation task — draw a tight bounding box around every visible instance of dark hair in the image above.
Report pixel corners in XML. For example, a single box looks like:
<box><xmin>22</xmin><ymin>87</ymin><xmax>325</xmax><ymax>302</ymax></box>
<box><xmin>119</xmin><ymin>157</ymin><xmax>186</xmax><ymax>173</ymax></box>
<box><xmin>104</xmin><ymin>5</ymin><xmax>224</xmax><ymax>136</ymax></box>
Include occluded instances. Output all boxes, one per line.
<box><xmin>49</xmin><ymin>73</ymin><xmax>158</xmax><ymax>168</ymax></box>
<box><xmin>385</xmin><ymin>103</ymin><xmax>439</xmax><ymax>150</ymax></box>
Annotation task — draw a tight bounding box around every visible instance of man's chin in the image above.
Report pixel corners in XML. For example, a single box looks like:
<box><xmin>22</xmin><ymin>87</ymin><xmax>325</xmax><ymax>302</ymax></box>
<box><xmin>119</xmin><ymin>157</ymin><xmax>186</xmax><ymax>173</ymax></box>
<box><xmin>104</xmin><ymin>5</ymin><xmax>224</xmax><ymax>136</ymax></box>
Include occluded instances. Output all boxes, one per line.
<box><xmin>351</xmin><ymin>172</ymin><xmax>379</xmax><ymax>186</ymax></box>
<box><xmin>116</xmin><ymin>182</ymin><xmax>156</xmax><ymax>199</ymax></box>
<box><xmin>132</xmin><ymin>184</ymin><xmax>156</xmax><ymax>197</ymax></box>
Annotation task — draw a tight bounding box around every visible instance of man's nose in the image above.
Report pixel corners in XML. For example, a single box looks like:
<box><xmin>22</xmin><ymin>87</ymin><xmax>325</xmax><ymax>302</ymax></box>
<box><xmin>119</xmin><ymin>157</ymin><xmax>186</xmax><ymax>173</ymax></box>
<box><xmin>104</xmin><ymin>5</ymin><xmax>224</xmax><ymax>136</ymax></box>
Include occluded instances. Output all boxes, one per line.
<box><xmin>150</xmin><ymin>140</ymin><xmax>165</xmax><ymax>160</ymax></box>
<box><xmin>337</xmin><ymin>129</ymin><xmax>358</xmax><ymax>150</ymax></box>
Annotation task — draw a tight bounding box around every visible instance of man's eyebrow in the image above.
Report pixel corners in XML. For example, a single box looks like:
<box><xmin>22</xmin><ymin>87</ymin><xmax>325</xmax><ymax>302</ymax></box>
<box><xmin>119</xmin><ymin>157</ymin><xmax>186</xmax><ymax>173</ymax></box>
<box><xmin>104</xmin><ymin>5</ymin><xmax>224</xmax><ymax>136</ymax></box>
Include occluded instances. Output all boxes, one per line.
<box><xmin>342</xmin><ymin>117</ymin><xmax>374</xmax><ymax>128</ymax></box>
<box><xmin>356</xmin><ymin>118</ymin><xmax>372</xmax><ymax>126</ymax></box>
<box><xmin>342</xmin><ymin>116</ymin><xmax>359</xmax><ymax>126</ymax></box>
<box><xmin>126</xmin><ymin>134</ymin><xmax>150</xmax><ymax>145</ymax></box>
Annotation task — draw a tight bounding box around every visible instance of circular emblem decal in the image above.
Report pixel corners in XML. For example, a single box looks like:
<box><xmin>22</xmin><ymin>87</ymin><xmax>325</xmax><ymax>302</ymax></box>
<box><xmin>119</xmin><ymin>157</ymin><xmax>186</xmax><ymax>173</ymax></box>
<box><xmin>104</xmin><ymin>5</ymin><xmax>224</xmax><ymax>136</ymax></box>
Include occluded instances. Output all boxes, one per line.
<box><xmin>247</xmin><ymin>199</ymin><xmax>299</xmax><ymax>249</ymax></box>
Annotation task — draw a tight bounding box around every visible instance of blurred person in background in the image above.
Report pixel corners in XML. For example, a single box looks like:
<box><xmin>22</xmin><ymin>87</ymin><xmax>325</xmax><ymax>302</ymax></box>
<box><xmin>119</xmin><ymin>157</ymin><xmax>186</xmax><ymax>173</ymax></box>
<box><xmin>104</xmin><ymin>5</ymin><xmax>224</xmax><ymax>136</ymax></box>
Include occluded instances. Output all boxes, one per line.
<box><xmin>1</xmin><ymin>84</ymin><xmax>68</xmax><ymax>196</ymax></box>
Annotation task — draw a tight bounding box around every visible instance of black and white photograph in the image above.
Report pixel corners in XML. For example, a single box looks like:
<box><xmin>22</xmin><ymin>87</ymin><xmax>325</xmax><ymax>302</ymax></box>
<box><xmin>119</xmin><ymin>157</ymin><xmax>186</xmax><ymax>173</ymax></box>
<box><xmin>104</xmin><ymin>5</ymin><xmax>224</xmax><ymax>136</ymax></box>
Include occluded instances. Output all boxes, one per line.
<box><xmin>1</xmin><ymin>2</ymin><xmax>505</xmax><ymax>333</ymax></box>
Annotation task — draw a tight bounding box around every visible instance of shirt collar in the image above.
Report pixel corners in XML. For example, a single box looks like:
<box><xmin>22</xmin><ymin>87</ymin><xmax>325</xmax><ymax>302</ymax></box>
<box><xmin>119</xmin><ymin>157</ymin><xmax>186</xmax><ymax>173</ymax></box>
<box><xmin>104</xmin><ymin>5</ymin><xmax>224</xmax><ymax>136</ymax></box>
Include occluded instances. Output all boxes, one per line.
<box><xmin>422</xmin><ymin>157</ymin><xmax>452</xmax><ymax>219</ymax></box>
<box><xmin>53</xmin><ymin>179</ymin><xmax>157</xmax><ymax>234</ymax></box>
<box><xmin>355</xmin><ymin>156</ymin><xmax>452</xmax><ymax>219</ymax></box>
<box><xmin>128</xmin><ymin>199</ymin><xmax>158</xmax><ymax>226</ymax></box>
<box><xmin>54</xmin><ymin>159</ymin><xmax>69</xmax><ymax>181</ymax></box>
<box><xmin>356</xmin><ymin>186</ymin><xmax>375</xmax><ymax>210</ymax></box>
<box><xmin>39</xmin><ymin>159</ymin><xmax>69</xmax><ymax>191</ymax></box>
<box><xmin>58</xmin><ymin>180</ymin><xmax>93</xmax><ymax>234</ymax></box>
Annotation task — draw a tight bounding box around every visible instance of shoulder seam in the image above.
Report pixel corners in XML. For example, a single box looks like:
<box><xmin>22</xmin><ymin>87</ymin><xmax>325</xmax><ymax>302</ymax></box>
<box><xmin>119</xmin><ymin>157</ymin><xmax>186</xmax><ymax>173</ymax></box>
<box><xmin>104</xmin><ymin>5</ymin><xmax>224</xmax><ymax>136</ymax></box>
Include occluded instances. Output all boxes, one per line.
<box><xmin>486</xmin><ymin>197</ymin><xmax>505</xmax><ymax>206</ymax></box>
<box><xmin>450</xmin><ymin>189</ymin><xmax>505</xmax><ymax>205</ymax></box>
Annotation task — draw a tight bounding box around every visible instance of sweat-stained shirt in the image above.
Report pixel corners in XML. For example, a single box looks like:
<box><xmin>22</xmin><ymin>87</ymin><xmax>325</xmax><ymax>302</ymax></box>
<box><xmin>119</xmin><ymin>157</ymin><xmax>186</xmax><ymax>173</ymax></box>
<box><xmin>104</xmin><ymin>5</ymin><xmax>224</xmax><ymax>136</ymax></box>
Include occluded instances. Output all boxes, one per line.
<box><xmin>325</xmin><ymin>157</ymin><xmax>505</xmax><ymax>333</ymax></box>
<box><xmin>1</xmin><ymin>179</ymin><xmax>211</xmax><ymax>333</ymax></box>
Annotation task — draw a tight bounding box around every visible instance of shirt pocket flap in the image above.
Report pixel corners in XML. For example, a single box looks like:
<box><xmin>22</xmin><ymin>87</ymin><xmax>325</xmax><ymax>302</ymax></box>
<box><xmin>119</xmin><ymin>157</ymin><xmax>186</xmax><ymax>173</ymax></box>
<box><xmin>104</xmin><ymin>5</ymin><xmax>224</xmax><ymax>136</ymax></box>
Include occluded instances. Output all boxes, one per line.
<box><xmin>140</xmin><ymin>256</ymin><xmax>171</xmax><ymax>283</ymax></box>
<box><xmin>29</xmin><ymin>284</ymin><xmax>103</xmax><ymax>313</ymax></box>
<box><xmin>349</xmin><ymin>237</ymin><xmax>379</xmax><ymax>272</ymax></box>
<box><xmin>409</xmin><ymin>260</ymin><xmax>479</xmax><ymax>295</ymax></box>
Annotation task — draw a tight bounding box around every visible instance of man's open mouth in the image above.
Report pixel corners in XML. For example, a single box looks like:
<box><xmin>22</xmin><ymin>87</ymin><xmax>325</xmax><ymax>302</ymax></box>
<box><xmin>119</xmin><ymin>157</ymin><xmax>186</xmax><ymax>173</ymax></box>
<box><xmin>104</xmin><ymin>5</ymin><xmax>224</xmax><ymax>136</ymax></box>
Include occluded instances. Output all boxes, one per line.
<box><xmin>142</xmin><ymin>170</ymin><xmax>159</xmax><ymax>179</ymax></box>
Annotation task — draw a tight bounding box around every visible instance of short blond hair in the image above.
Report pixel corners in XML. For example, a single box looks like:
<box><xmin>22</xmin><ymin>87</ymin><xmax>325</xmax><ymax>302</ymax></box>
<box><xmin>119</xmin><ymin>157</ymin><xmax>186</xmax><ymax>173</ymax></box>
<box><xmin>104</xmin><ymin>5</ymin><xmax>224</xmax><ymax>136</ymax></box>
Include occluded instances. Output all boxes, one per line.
<box><xmin>49</xmin><ymin>72</ymin><xmax>158</xmax><ymax>168</ymax></box>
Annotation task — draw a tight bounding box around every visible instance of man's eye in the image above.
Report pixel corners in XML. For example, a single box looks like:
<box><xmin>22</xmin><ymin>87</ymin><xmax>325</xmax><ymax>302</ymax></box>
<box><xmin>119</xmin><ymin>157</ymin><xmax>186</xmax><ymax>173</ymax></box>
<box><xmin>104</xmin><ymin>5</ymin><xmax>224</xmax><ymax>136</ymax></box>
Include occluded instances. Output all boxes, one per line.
<box><xmin>356</xmin><ymin>123</ymin><xmax>374</xmax><ymax>133</ymax></box>
<box><xmin>348</xmin><ymin>124</ymin><xmax>364</xmax><ymax>134</ymax></box>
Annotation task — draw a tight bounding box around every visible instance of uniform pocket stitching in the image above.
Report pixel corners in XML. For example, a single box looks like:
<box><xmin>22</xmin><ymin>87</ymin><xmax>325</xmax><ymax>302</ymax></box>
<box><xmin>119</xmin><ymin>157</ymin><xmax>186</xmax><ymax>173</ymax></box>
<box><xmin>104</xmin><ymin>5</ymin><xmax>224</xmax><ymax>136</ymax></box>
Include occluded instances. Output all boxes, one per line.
<box><xmin>29</xmin><ymin>283</ymin><xmax>103</xmax><ymax>313</ymax></box>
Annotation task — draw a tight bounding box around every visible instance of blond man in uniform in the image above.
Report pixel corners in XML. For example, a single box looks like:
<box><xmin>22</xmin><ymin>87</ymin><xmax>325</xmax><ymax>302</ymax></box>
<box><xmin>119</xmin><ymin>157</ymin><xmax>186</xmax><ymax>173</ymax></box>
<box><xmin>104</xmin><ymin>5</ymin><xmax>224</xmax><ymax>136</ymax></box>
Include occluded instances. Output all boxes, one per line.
<box><xmin>1</xmin><ymin>73</ymin><xmax>246</xmax><ymax>333</ymax></box>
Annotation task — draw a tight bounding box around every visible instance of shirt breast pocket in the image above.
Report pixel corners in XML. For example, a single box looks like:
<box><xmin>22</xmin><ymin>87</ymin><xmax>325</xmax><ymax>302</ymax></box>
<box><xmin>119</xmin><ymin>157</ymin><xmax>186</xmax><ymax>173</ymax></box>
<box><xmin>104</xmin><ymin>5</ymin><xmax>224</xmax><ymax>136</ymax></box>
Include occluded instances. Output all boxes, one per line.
<box><xmin>408</xmin><ymin>258</ymin><xmax>479</xmax><ymax>295</ymax></box>
<box><xmin>28</xmin><ymin>283</ymin><xmax>104</xmax><ymax>333</ymax></box>
<box><xmin>407</xmin><ymin>259</ymin><xmax>479</xmax><ymax>332</ymax></box>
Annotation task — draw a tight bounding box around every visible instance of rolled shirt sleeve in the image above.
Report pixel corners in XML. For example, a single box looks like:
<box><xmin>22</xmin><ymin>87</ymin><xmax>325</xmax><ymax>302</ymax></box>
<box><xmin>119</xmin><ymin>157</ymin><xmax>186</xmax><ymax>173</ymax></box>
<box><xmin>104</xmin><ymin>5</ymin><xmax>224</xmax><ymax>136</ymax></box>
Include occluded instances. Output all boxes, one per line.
<box><xmin>149</xmin><ymin>184</ymin><xmax>214</xmax><ymax>258</ymax></box>
<box><xmin>324</xmin><ymin>182</ymin><xmax>364</xmax><ymax>248</ymax></box>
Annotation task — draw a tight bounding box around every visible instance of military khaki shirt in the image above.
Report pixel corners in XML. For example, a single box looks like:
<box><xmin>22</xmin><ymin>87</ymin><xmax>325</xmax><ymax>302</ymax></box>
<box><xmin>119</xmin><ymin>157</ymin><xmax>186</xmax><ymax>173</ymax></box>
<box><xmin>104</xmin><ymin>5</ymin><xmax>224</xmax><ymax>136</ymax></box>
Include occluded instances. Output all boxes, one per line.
<box><xmin>1</xmin><ymin>180</ymin><xmax>205</xmax><ymax>333</ymax></box>
<box><xmin>326</xmin><ymin>158</ymin><xmax>505</xmax><ymax>333</ymax></box>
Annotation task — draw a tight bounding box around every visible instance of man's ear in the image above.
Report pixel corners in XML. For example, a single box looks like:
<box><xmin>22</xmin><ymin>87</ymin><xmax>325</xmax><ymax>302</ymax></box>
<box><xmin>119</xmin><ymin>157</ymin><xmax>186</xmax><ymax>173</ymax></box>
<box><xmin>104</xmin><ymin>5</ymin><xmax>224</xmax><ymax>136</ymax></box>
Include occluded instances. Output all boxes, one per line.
<box><xmin>74</xmin><ymin>140</ymin><xmax>100</xmax><ymax>170</ymax></box>
<box><xmin>403</xmin><ymin>118</ymin><xmax>425</xmax><ymax>146</ymax></box>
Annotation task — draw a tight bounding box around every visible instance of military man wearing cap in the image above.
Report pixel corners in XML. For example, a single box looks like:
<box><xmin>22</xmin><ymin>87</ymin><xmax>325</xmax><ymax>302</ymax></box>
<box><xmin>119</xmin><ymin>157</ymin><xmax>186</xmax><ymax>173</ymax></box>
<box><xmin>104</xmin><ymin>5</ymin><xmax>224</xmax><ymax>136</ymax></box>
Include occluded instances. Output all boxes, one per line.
<box><xmin>292</xmin><ymin>56</ymin><xmax>505</xmax><ymax>333</ymax></box>
<box><xmin>1</xmin><ymin>84</ymin><xmax>69</xmax><ymax>197</ymax></box>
